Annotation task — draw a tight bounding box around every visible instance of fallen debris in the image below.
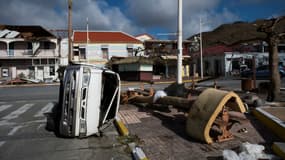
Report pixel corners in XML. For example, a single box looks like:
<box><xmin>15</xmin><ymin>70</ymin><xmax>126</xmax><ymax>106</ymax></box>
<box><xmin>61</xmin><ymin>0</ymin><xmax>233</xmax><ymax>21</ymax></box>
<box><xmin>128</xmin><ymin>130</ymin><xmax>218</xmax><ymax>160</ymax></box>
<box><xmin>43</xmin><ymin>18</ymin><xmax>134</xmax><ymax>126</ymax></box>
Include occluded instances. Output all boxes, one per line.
<box><xmin>164</xmin><ymin>82</ymin><xmax>189</xmax><ymax>98</ymax></box>
<box><xmin>5</xmin><ymin>78</ymin><xmax>27</xmax><ymax>85</ymax></box>
<box><xmin>223</xmin><ymin>142</ymin><xmax>278</xmax><ymax>160</ymax></box>
<box><xmin>186</xmin><ymin>88</ymin><xmax>247</xmax><ymax>144</ymax></box>
<box><xmin>241</xmin><ymin>92</ymin><xmax>265</xmax><ymax>107</ymax></box>
<box><xmin>21</xmin><ymin>78</ymin><xmax>41</xmax><ymax>83</ymax></box>
<box><xmin>153</xmin><ymin>90</ymin><xmax>167</xmax><ymax>103</ymax></box>
<box><xmin>121</xmin><ymin>84</ymin><xmax>248</xmax><ymax>144</ymax></box>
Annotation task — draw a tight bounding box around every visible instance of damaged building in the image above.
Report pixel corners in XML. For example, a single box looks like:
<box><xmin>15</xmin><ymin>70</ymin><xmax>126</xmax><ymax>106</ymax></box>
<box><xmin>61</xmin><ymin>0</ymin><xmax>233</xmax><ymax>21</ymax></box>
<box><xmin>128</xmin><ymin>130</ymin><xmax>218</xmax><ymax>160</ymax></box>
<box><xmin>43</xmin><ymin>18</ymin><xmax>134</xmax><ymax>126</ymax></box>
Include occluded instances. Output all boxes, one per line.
<box><xmin>0</xmin><ymin>25</ymin><xmax>60</xmax><ymax>82</ymax></box>
<box><xmin>143</xmin><ymin>40</ymin><xmax>192</xmax><ymax>79</ymax></box>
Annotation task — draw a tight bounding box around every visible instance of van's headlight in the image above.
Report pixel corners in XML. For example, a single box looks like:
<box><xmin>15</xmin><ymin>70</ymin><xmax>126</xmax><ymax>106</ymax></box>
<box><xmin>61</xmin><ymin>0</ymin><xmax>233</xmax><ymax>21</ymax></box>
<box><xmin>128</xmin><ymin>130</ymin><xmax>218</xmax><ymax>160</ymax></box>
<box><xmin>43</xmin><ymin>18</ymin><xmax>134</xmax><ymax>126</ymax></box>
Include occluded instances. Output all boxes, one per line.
<box><xmin>83</xmin><ymin>67</ymin><xmax>90</xmax><ymax>86</ymax></box>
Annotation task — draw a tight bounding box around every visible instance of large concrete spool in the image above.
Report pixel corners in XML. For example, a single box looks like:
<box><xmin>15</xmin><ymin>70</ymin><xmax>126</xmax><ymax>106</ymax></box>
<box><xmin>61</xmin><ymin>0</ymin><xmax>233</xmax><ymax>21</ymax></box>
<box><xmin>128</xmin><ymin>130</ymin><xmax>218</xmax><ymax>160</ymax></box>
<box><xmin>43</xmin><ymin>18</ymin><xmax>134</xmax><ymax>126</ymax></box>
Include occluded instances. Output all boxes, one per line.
<box><xmin>186</xmin><ymin>88</ymin><xmax>246</xmax><ymax>144</ymax></box>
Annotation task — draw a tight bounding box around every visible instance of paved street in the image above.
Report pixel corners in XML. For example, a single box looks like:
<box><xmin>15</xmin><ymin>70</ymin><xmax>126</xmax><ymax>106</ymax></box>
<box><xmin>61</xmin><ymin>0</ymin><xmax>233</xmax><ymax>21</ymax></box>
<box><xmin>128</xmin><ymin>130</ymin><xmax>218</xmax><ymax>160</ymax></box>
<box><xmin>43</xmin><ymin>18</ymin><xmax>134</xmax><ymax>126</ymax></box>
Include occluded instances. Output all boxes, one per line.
<box><xmin>0</xmin><ymin>86</ymin><xmax>130</xmax><ymax>160</ymax></box>
<box><xmin>197</xmin><ymin>78</ymin><xmax>285</xmax><ymax>90</ymax></box>
<box><xmin>0</xmin><ymin>78</ymin><xmax>284</xmax><ymax>159</ymax></box>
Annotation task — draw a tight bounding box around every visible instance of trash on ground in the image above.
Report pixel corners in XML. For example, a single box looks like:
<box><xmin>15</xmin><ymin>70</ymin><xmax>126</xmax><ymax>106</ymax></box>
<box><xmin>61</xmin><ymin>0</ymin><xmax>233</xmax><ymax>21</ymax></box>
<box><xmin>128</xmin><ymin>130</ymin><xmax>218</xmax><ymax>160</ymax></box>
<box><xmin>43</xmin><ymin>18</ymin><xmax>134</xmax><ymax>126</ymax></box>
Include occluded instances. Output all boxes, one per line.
<box><xmin>223</xmin><ymin>142</ymin><xmax>278</xmax><ymax>160</ymax></box>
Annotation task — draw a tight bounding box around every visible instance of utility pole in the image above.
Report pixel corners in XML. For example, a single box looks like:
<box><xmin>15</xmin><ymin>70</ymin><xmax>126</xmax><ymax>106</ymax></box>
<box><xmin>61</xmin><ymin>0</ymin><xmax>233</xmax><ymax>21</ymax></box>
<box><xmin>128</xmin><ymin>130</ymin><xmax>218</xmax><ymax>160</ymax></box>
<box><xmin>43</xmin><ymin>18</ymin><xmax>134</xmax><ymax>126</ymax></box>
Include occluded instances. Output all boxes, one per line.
<box><xmin>177</xmin><ymin>0</ymin><xmax>183</xmax><ymax>84</ymax></box>
<box><xmin>200</xmin><ymin>17</ymin><xmax>203</xmax><ymax>79</ymax></box>
<box><xmin>86</xmin><ymin>17</ymin><xmax>89</xmax><ymax>63</ymax></box>
<box><xmin>68</xmin><ymin>0</ymin><xmax>73</xmax><ymax>64</ymax></box>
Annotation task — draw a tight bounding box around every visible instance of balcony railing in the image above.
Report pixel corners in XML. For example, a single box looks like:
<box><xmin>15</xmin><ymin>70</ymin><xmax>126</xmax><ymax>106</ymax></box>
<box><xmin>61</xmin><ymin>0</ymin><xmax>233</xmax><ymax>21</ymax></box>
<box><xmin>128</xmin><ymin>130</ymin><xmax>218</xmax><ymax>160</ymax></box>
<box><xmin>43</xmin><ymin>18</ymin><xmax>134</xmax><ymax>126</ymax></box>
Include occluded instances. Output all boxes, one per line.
<box><xmin>0</xmin><ymin>50</ymin><xmax>7</xmax><ymax>56</ymax></box>
<box><xmin>0</xmin><ymin>49</ymin><xmax>57</xmax><ymax>58</ymax></box>
<box><xmin>37</xmin><ymin>49</ymin><xmax>57</xmax><ymax>56</ymax></box>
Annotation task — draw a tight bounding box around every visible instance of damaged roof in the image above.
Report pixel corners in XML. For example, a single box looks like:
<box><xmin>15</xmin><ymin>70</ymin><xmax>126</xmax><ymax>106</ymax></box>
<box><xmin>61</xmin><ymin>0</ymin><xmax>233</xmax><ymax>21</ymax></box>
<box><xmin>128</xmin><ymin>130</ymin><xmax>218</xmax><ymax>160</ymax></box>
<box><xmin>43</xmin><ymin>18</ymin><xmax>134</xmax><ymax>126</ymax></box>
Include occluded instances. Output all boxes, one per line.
<box><xmin>0</xmin><ymin>24</ymin><xmax>56</xmax><ymax>39</ymax></box>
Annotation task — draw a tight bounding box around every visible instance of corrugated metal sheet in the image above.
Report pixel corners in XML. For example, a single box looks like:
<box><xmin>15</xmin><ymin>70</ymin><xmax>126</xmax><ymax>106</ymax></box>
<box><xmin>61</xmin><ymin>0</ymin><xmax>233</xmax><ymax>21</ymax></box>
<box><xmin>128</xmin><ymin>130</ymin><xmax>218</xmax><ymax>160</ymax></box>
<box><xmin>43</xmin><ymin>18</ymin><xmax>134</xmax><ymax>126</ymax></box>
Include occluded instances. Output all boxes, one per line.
<box><xmin>0</xmin><ymin>29</ymin><xmax>10</xmax><ymax>38</ymax></box>
<box><xmin>0</xmin><ymin>24</ymin><xmax>56</xmax><ymax>38</ymax></box>
<box><xmin>5</xmin><ymin>31</ymin><xmax>20</xmax><ymax>38</ymax></box>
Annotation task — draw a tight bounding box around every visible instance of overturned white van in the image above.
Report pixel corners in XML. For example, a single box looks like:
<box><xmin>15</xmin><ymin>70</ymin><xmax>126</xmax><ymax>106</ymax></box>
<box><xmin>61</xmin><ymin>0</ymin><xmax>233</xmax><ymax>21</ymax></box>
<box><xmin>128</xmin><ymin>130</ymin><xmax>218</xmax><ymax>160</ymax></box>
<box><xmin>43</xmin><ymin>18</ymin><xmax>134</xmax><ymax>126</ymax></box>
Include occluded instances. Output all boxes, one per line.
<box><xmin>58</xmin><ymin>64</ymin><xmax>120</xmax><ymax>137</ymax></box>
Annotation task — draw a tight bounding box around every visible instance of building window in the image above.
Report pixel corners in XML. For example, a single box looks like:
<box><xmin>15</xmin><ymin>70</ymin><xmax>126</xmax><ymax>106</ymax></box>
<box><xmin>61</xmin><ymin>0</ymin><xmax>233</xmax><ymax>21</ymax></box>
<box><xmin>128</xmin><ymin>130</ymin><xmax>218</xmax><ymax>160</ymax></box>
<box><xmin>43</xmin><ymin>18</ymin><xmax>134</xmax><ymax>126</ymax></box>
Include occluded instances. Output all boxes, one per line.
<box><xmin>127</xmin><ymin>48</ymin><xmax>134</xmax><ymax>56</ymax></box>
<box><xmin>49</xmin><ymin>59</ymin><xmax>55</xmax><ymax>64</ymax></box>
<box><xmin>79</xmin><ymin>48</ymin><xmax>86</xmax><ymax>59</ymax></box>
<box><xmin>50</xmin><ymin>66</ymin><xmax>55</xmax><ymax>76</ymax></box>
<box><xmin>8</xmin><ymin>43</ymin><xmax>14</xmax><ymax>57</ymax></box>
<box><xmin>41</xmin><ymin>42</ymin><xmax>51</xmax><ymax>49</ymax></box>
<box><xmin>33</xmin><ymin>59</ymin><xmax>40</xmax><ymax>65</ymax></box>
<box><xmin>41</xmin><ymin>59</ymin><xmax>48</xmax><ymax>65</ymax></box>
<box><xmin>28</xmin><ymin>43</ymin><xmax>32</xmax><ymax>50</ymax></box>
<box><xmin>2</xmin><ymin>68</ymin><xmax>9</xmax><ymax>77</ymax></box>
<box><xmin>127</xmin><ymin>44</ymin><xmax>134</xmax><ymax>56</ymax></box>
<box><xmin>102</xmin><ymin>48</ymin><xmax>109</xmax><ymax>59</ymax></box>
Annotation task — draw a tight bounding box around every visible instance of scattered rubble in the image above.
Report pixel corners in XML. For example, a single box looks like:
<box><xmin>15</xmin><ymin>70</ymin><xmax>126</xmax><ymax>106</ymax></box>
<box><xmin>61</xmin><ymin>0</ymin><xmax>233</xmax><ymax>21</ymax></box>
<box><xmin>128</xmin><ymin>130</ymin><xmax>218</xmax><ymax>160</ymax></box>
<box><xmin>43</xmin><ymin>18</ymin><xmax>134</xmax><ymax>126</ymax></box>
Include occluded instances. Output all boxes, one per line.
<box><xmin>223</xmin><ymin>142</ymin><xmax>278</xmax><ymax>160</ymax></box>
<box><xmin>119</xmin><ymin>80</ymin><xmax>285</xmax><ymax>159</ymax></box>
<box><xmin>120</xmin><ymin>83</ymin><xmax>248</xmax><ymax>144</ymax></box>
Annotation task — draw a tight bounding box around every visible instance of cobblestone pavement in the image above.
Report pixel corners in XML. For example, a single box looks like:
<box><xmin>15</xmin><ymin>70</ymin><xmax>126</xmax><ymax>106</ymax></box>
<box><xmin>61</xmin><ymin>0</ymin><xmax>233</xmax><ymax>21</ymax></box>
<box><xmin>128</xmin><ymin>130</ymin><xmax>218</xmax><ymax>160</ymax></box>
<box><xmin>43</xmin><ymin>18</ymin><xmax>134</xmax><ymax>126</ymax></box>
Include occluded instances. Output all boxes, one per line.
<box><xmin>119</xmin><ymin>104</ymin><xmax>281</xmax><ymax>160</ymax></box>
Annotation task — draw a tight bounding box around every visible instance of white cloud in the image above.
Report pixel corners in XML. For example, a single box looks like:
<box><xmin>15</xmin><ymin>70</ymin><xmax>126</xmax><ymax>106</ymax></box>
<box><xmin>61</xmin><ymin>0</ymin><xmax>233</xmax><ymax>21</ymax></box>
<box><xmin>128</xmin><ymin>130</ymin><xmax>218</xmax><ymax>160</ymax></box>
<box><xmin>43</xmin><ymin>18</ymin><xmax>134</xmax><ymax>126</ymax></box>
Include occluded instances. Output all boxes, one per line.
<box><xmin>0</xmin><ymin>0</ymin><xmax>240</xmax><ymax>38</ymax></box>
<box><xmin>0</xmin><ymin>0</ymin><xmax>66</xmax><ymax>28</ymax></box>
<box><xmin>0</xmin><ymin>0</ymin><xmax>144</xmax><ymax>35</ymax></box>
<box><xmin>125</xmin><ymin>0</ymin><xmax>240</xmax><ymax>38</ymax></box>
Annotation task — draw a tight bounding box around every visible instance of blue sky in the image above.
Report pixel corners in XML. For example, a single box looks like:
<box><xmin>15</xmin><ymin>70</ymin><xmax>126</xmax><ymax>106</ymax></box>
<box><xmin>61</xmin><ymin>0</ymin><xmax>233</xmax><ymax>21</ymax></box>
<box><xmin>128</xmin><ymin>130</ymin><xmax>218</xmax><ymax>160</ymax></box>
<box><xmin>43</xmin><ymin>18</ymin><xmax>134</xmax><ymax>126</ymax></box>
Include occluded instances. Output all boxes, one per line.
<box><xmin>0</xmin><ymin>0</ymin><xmax>284</xmax><ymax>39</ymax></box>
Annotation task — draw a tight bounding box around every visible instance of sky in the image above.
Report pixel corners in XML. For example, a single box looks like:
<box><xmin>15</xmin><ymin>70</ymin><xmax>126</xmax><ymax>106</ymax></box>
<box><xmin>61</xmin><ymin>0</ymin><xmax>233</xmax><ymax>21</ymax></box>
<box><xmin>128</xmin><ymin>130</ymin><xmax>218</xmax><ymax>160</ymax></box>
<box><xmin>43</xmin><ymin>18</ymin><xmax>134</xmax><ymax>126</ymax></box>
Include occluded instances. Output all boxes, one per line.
<box><xmin>0</xmin><ymin>0</ymin><xmax>284</xmax><ymax>39</ymax></box>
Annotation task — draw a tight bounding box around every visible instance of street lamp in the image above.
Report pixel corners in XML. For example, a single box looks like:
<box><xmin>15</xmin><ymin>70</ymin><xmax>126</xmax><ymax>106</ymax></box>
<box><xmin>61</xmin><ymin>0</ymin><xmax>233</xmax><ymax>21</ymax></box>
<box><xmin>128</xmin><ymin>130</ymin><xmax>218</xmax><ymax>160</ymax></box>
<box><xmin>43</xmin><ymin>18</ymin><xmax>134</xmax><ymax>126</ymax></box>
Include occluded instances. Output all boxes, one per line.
<box><xmin>177</xmin><ymin>0</ymin><xmax>183</xmax><ymax>84</ymax></box>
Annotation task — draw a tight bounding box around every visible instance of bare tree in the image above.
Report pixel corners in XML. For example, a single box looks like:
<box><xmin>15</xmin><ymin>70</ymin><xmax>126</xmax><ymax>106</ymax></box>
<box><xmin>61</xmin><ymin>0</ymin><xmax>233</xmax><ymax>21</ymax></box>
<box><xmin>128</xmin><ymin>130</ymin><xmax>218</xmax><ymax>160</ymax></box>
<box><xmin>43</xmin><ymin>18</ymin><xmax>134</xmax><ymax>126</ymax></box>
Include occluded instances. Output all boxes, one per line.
<box><xmin>191</xmin><ymin>16</ymin><xmax>285</xmax><ymax>101</ymax></box>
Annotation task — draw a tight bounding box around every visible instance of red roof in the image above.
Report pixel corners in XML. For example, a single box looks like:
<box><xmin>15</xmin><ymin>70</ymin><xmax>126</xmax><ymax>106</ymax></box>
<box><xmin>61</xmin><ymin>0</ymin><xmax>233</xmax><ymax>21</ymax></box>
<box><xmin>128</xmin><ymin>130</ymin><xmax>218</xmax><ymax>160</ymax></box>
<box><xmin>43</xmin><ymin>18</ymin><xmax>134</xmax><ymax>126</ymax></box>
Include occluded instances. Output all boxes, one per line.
<box><xmin>192</xmin><ymin>44</ymin><xmax>258</xmax><ymax>58</ymax></box>
<box><xmin>73</xmin><ymin>31</ymin><xmax>142</xmax><ymax>44</ymax></box>
<box><xmin>192</xmin><ymin>45</ymin><xmax>233</xmax><ymax>57</ymax></box>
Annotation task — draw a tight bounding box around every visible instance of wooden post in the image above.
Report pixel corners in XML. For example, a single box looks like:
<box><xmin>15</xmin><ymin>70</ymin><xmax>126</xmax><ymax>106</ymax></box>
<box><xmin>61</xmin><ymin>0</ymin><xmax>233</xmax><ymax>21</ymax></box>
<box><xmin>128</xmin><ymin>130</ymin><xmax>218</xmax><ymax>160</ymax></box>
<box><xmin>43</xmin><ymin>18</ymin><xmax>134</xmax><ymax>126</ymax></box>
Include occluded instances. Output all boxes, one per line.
<box><xmin>130</xmin><ymin>95</ymin><xmax>196</xmax><ymax>111</ymax></box>
<box><xmin>68</xmin><ymin>0</ymin><xmax>73</xmax><ymax>64</ymax></box>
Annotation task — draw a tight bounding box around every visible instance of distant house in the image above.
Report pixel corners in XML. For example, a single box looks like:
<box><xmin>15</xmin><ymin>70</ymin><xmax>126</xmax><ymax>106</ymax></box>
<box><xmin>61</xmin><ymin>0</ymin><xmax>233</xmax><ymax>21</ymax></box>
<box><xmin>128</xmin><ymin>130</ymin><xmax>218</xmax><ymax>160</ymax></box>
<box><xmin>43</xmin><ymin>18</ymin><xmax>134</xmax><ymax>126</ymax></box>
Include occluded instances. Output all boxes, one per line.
<box><xmin>143</xmin><ymin>40</ymin><xmax>192</xmax><ymax>78</ymax></box>
<box><xmin>72</xmin><ymin>31</ymin><xmax>143</xmax><ymax>66</ymax></box>
<box><xmin>135</xmin><ymin>33</ymin><xmax>154</xmax><ymax>42</ymax></box>
<box><xmin>109</xmin><ymin>56</ymin><xmax>153</xmax><ymax>81</ymax></box>
<box><xmin>0</xmin><ymin>25</ymin><xmax>60</xmax><ymax>82</ymax></box>
<box><xmin>190</xmin><ymin>44</ymin><xmax>285</xmax><ymax>77</ymax></box>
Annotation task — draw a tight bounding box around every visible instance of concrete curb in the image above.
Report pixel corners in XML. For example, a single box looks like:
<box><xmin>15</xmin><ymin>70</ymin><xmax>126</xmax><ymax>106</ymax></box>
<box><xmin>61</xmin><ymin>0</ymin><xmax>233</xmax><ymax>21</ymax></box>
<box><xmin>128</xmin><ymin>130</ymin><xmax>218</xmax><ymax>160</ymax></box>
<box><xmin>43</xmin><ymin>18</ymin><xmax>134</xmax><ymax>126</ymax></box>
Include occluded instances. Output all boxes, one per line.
<box><xmin>253</xmin><ymin>107</ymin><xmax>285</xmax><ymax>141</ymax></box>
<box><xmin>114</xmin><ymin>117</ymin><xmax>129</xmax><ymax>136</ymax></box>
<box><xmin>114</xmin><ymin>117</ymin><xmax>148</xmax><ymax>160</ymax></box>
<box><xmin>129</xmin><ymin>143</ymin><xmax>148</xmax><ymax>160</ymax></box>
<box><xmin>272</xmin><ymin>142</ymin><xmax>285</xmax><ymax>159</ymax></box>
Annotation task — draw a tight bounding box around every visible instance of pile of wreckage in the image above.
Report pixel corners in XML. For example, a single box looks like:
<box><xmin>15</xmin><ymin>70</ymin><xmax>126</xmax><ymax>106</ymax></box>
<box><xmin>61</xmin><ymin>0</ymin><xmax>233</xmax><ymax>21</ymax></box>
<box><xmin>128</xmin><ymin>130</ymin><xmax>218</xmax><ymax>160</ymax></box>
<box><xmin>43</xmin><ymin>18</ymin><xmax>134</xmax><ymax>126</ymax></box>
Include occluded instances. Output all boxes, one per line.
<box><xmin>121</xmin><ymin>82</ymin><xmax>248</xmax><ymax>144</ymax></box>
<box><xmin>120</xmin><ymin>81</ymin><xmax>285</xmax><ymax>159</ymax></box>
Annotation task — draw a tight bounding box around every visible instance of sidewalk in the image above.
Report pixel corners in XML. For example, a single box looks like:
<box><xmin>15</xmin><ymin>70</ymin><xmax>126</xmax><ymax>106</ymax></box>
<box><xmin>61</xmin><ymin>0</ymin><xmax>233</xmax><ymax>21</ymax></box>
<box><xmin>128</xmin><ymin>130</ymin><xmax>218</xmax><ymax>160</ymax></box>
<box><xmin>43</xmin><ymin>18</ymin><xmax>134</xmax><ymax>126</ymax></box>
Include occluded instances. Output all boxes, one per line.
<box><xmin>118</xmin><ymin>103</ymin><xmax>281</xmax><ymax>159</ymax></box>
<box><xmin>121</xmin><ymin>76</ymin><xmax>213</xmax><ymax>86</ymax></box>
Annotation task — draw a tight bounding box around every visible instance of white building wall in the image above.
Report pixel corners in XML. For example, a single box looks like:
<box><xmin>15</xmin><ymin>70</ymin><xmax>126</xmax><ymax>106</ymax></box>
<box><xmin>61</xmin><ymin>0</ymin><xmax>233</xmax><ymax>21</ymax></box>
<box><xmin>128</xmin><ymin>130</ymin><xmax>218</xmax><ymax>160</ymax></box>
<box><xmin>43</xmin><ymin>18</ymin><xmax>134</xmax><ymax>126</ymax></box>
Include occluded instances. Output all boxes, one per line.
<box><xmin>77</xmin><ymin>43</ymin><xmax>143</xmax><ymax>61</ymax></box>
<box><xmin>0</xmin><ymin>35</ymin><xmax>60</xmax><ymax>81</ymax></box>
<box><xmin>11</xmin><ymin>67</ymin><xmax>16</xmax><ymax>79</ymax></box>
<box><xmin>0</xmin><ymin>38</ymin><xmax>58</xmax><ymax>58</ymax></box>
<box><xmin>139</xmin><ymin>64</ymin><xmax>153</xmax><ymax>71</ymax></box>
<box><xmin>60</xmin><ymin>38</ymin><xmax>69</xmax><ymax>66</ymax></box>
<box><xmin>200</xmin><ymin>52</ymin><xmax>285</xmax><ymax>77</ymax></box>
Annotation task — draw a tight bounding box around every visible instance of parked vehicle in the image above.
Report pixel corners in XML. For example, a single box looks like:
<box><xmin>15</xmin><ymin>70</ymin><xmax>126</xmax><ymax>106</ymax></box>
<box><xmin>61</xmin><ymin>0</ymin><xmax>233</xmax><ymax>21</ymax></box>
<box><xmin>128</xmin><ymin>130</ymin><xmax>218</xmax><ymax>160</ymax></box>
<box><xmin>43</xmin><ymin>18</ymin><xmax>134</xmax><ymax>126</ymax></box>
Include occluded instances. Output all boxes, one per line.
<box><xmin>241</xmin><ymin>64</ymin><xmax>285</xmax><ymax>79</ymax></box>
<box><xmin>58</xmin><ymin>64</ymin><xmax>120</xmax><ymax>137</ymax></box>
